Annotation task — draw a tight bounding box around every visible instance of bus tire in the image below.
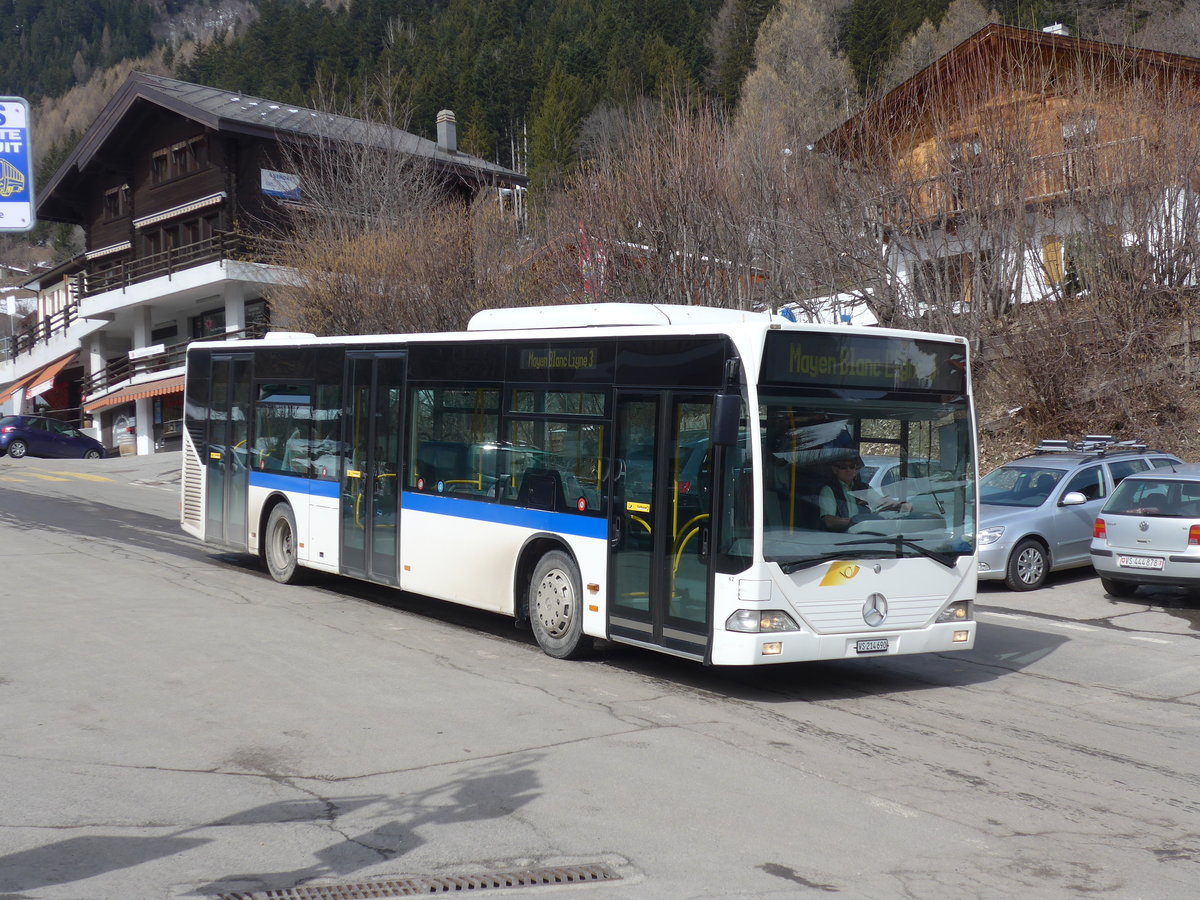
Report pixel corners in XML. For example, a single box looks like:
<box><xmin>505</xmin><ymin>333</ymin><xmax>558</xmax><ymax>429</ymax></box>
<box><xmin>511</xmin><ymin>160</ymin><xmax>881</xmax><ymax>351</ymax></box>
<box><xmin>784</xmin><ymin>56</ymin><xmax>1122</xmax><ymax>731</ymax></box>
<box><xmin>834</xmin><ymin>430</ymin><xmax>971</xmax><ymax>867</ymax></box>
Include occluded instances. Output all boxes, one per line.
<box><xmin>529</xmin><ymin>550</ymin><xmax>592</xmax><ymax>660</ymax></box>
<box><xmin>263</xmin><ymin>502</ymin><xmax>303</xmax><ymax>584</ymax></box>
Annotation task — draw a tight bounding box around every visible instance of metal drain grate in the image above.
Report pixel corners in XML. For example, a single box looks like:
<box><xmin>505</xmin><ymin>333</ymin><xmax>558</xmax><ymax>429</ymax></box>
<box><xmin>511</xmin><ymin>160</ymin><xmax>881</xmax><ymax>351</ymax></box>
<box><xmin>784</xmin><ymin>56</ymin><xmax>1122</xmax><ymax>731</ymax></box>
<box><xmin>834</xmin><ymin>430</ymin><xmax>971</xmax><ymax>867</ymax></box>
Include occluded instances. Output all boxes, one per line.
<box><xmin>214</xmin><ymin>863</ymin><xmax>622</xmax><ymax>899</ymax></box>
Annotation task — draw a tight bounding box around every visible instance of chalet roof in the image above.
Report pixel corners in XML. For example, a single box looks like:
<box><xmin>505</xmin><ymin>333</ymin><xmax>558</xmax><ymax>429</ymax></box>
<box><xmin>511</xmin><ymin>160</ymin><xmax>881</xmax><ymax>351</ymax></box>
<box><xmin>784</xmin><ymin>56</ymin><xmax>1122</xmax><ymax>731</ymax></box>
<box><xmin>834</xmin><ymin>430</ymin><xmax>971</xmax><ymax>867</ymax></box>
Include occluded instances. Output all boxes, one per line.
<box><xmin>816</xmin><ymin>23</ymin><xmax>1200</xmax><ymax>157</ymax></box>
<box><xmin>38</xmin><ymin>72</ymin><xmax>525</xmax><ymax>222</ymax></box>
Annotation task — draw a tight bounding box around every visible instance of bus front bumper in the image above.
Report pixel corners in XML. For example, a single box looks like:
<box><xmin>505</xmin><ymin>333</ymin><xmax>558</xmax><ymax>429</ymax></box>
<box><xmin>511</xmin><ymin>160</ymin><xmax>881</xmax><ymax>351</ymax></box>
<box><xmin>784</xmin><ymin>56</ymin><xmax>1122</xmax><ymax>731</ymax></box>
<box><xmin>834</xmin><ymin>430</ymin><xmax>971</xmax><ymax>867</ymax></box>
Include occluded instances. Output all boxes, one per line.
<box><xmin>709</xmin><ymin>621</ymin><xmax>976</xmax><ymax>666</ymax></box>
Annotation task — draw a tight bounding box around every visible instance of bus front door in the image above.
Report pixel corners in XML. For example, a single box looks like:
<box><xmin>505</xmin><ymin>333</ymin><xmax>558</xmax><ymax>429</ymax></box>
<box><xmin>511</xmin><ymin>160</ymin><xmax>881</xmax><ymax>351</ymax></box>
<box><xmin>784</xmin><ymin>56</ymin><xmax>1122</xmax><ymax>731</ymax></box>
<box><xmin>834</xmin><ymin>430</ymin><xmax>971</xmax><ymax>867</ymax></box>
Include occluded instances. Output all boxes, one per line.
<box><xmin>341</xmin><ymin>353</ymin><xmax>407</xmax><ymax>585</ymax></box>
<box><xmin>204</xmin><ymin>354</ymin><xmax>252</xmax><ymax>548</ymax></box>
<box><xmin>610</xmin><ymin>394</ymin><xmax>713</xmax><ymax>658</ymax></box>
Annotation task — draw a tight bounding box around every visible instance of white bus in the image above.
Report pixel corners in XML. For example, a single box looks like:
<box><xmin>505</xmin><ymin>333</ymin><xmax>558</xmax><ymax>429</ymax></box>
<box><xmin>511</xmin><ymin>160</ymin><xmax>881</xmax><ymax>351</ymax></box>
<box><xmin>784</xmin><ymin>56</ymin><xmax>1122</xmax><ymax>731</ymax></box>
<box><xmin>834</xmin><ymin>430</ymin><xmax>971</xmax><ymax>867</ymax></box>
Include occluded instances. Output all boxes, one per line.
<box><xmin>181</xmin><ymin>303</ymin><xmax>977</xmax><ymax>664</ymax></box>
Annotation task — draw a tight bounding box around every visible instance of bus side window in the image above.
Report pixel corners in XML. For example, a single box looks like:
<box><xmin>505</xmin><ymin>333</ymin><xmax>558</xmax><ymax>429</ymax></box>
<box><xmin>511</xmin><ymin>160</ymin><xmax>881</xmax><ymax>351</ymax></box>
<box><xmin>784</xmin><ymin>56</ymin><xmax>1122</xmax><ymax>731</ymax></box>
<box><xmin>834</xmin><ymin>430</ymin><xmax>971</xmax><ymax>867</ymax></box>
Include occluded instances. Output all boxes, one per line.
<box><xmin>417</xmin><ymin>440</ymin><xmax>468</xmax><ymax>491</ymax></box>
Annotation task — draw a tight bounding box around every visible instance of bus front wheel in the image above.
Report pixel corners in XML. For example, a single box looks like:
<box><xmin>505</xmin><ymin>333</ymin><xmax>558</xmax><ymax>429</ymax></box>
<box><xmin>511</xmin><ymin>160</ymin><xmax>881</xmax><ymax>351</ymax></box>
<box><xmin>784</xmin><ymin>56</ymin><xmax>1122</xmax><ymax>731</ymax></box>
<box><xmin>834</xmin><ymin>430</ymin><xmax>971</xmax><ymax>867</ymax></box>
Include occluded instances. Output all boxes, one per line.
<box><xmin>529</xmin><ymin>550</ymin><xmax>593</xmax><ymax>660</ymax></box>
<box><xmin>264</xmin><ymin>503</ymin><xmax>302</xmax><ymax>584</ymax></box>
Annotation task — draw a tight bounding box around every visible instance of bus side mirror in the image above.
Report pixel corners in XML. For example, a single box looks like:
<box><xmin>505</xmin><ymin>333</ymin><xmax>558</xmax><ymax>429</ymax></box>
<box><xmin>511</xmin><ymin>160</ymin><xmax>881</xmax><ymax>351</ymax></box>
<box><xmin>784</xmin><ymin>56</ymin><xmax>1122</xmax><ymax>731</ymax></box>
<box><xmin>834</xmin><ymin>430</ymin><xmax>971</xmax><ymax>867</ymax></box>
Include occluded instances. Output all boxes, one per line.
<box><xmin>712</xmin><ymin>393</ymin><xmax>740</xmax><ymax>447</ymax></box>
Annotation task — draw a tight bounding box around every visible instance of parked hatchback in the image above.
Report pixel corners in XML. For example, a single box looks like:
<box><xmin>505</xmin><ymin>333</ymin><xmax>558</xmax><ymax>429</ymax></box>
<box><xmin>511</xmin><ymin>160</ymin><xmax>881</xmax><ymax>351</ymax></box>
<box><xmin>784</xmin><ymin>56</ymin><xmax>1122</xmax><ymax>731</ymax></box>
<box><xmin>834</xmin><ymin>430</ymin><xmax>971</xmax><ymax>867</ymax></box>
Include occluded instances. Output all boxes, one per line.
<box><xmin>0</xmin><ymin>415</ymin><xmax>106</xmax><ymax>460</ymax></box>
<box><xmin>1091</xmin><ymin>464</ymin><xmax>1200</xmax><ymax>598</ymax></box>
<box><xmin>977</xmin><ymin>437</ymin><xmax>1181</xmax><ymax>590</ymax></box>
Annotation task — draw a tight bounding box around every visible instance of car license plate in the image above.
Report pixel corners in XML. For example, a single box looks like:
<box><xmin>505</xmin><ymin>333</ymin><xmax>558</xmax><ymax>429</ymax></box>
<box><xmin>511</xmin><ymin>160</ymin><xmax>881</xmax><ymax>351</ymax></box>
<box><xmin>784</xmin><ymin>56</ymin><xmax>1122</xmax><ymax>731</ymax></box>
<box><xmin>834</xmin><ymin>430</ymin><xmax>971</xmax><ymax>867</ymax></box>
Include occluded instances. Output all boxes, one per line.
<box><xmin>856</xmin><ymin>638</ymin><xmax>889</xmax><ymax>653</ymax></box>
<box><xmin>1117</xmin><ymin>555</ymin><xmax>1164</xmax><ymax>570</ymax></box>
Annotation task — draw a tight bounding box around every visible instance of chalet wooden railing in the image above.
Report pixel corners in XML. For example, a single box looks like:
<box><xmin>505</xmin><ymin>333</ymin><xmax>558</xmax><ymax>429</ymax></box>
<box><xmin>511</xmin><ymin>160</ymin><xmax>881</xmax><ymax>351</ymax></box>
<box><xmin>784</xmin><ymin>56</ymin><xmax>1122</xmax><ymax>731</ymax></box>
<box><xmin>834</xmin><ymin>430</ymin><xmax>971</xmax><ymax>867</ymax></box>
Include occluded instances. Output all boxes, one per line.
<box><xmin>73</xmin><ymin>231</ymin><xmax>274</xmax><ymax>298</ymax></box>
<box><xmin>878</xmin><ymin>136</ymin><xmax>1149</xmax><ymax>227</ymax></box>
<box><xmin>2</xmin><ymin>232</ymin><xmax>278</xmax><ymax>363</ymax></box>
<box><xmin>2</xmin><ymin>304</ymin><xmax>79</xmax><ymax>361</ymax></box>
<box><xmin>81</xmin><ymin>324</ymin><xmax>268</xmax><ymax>398</ymax></box>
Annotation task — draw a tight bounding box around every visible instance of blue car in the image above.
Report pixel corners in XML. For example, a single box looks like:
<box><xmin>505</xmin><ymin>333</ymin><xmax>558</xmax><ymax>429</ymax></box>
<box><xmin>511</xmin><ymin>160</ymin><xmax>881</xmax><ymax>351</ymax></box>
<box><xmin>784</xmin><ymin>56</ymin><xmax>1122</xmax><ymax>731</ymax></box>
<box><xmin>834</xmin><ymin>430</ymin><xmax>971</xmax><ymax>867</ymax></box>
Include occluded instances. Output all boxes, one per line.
<box><xmin>0</xmin><ymin>415</ymin><xmax>106</xmax><ymax>460</ymax></box>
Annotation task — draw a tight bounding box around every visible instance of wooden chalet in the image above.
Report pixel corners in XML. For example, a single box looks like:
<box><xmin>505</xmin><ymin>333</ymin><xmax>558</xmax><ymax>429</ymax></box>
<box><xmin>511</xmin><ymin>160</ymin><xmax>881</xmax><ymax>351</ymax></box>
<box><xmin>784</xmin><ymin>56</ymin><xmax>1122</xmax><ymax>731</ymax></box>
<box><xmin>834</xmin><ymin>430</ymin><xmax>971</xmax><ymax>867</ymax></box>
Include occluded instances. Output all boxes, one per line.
<box><xmin>815</xmin><ymin>24</ymin><xmax>1200</xmax><ymax>309</ymax></box>
<box><xmin>1</xmin><ymin>73</ymin><xmax>525</xmax><ymax>454</ymax></box>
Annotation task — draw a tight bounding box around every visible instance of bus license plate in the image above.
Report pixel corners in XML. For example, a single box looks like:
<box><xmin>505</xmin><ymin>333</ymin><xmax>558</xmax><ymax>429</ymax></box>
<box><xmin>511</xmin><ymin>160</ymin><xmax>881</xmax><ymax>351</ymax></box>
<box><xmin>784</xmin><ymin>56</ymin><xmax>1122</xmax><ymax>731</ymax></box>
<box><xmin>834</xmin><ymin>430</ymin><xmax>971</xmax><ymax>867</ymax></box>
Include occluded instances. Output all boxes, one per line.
<box><xmin>856</xmin><ymin>638</ymin><xmax>889</xmax><ymax>653</ymax></box>
<box><xmin>1118</xmin><ymin>555</ymin><xmax>1164</xmax><ymax>570</ymax></box>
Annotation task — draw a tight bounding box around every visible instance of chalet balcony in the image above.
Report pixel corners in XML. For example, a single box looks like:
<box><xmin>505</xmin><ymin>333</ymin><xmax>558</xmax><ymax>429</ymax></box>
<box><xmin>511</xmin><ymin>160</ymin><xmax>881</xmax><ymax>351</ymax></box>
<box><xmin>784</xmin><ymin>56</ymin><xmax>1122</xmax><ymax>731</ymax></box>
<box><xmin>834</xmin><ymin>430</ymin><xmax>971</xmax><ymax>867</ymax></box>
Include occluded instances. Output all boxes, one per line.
<box><xmin>878</xmin><ymin>136</ymin><xmax>1149</xmax><ymax>229</ymax></box>
<box><xmin>1</xmin><ymin>231</ymin><xmax>278</xmax><ymax>365</ymax></box>
<box><xmin>79</xmin><ymin>323</ymin><xmax>266</xmax><ymax>401</ymax></box>
<box><xmin>77</xmin><ymin>231</ymin><xmax>272</xmax><ymax>300</ymax></box>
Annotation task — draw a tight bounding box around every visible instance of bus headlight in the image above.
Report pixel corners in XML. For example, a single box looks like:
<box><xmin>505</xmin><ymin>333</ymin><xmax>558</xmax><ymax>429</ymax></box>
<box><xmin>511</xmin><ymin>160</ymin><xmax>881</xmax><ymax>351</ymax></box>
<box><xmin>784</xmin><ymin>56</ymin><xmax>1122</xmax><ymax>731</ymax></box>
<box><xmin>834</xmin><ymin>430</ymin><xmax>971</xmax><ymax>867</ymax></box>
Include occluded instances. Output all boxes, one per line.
<box><xmin>976</xmin><ymin>526</ymin><xmax>1004</xmax><ymax>546</ymax></box>
<box><xmin>726</xmin><ymin>609</ymin><xmax>800</xmax><ymax>633</ymax></box>
<box><xmin>936</xmin><ymin>600</ymin><xmax>973</xmax><ymax>623</ymax></box>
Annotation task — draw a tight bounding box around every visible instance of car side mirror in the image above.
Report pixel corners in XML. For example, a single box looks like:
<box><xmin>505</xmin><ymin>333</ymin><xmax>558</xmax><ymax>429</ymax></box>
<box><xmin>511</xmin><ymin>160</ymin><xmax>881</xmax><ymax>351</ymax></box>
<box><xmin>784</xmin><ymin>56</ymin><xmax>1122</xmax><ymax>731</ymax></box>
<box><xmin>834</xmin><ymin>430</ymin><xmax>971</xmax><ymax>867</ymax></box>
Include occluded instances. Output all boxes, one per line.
<box><xmin>1060</xmin><ymin>491</ymin><xmax>1088</xmax><ymax>506</ymax></box>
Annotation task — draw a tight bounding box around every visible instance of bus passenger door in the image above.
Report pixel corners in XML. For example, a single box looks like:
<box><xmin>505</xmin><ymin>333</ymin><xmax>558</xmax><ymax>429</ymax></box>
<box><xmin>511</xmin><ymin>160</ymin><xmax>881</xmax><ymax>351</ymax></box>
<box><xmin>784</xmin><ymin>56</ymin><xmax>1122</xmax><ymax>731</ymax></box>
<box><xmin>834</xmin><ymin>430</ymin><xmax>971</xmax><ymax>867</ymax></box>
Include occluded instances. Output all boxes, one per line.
<box><xmin>204</xmin><ymin>353</ymin><xmax>252</xmax><ymax>548</ymax></box>
<box><xmin>341</xmin><ymin>353</ymin><xmax>407</xmax><ymax>585</ymax></box>
<box><xmin>610</xmin><ymin>393</ymin><xmax>713</xmax><ymax>658</ymax></box>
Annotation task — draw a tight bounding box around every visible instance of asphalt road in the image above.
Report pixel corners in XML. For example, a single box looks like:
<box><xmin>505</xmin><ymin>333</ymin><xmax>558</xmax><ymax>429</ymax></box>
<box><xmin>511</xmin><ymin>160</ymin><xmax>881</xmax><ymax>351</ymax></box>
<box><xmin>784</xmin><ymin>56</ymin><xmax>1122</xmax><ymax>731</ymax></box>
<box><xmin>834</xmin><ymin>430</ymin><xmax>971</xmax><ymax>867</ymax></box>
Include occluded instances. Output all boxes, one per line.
<box><xmin>1</xmin><ymin>452</ymin><xmax>1197</xmax><ymax>899</ymax></box>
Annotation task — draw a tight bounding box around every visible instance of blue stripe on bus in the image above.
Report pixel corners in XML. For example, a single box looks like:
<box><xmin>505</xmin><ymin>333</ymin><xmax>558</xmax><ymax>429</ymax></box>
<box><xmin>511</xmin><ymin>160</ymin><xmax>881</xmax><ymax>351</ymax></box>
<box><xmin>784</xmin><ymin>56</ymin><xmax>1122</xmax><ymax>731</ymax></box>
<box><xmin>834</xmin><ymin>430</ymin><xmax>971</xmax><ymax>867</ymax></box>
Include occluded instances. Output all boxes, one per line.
<box><xmin>402</xmin><ymin>490</ymin><xmax>608</xmax><ymax>539</ymax></box>
<box><xmin>249</xmin><ymin>471</ymin><xmax>341</xmax><ymax>498</ymax></box>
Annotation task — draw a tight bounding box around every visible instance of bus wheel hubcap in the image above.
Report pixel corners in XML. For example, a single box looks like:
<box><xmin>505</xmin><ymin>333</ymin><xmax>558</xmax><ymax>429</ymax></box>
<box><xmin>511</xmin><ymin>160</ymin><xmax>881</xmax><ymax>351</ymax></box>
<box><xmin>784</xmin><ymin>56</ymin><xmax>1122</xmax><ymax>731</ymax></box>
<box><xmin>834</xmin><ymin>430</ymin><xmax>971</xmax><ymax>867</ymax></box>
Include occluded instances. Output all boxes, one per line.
<box><xmin>535</xmin><ymin>569</ymin><xmax>573</xmax><ymax>638</ymax></box>
<box><xmin>273</xmin><ymin>522</ymin><xmax>292</xmax><ymax>566</ymax></box>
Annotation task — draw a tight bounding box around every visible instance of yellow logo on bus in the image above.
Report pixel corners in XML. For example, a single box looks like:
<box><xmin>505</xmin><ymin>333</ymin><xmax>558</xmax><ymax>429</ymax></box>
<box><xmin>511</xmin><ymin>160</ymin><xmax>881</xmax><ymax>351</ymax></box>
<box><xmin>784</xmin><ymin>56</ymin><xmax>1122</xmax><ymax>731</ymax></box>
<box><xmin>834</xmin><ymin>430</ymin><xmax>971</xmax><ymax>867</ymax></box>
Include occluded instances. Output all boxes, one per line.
<box><xmin>820</xmin><ymin>562</ymin><xmax>860</xmax><ymax>586</ymax></box>
<box><xmin>626</xmin><ymin>501</ymin><xmax>650</xmax><ymax>513</ymax></box>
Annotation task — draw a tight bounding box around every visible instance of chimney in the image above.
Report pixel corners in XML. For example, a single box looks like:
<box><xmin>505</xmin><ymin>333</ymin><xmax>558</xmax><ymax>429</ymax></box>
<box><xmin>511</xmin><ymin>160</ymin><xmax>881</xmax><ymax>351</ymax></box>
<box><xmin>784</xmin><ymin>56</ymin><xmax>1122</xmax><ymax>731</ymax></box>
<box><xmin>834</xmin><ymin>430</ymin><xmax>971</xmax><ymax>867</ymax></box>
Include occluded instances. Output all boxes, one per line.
<box><xmin>1043</xmin><ymin>23</ymin><xmax>1069</xmax><ymax>36</ymax></box>
<box><xmin>437</xmin><ymin>110</ymin><xmax>457</xmax><ymax>154</ymax></box>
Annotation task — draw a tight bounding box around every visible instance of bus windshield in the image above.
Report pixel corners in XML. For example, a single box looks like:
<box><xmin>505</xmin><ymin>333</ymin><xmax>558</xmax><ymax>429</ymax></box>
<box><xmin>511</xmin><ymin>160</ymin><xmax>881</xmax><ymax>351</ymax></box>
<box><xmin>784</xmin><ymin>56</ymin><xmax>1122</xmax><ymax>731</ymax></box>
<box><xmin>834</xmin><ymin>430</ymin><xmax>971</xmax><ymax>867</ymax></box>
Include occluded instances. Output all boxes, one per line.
<box><xmin>759</xmin><ymin>394</ymin><xmax>975</xmax><ymax>570</ymax></box>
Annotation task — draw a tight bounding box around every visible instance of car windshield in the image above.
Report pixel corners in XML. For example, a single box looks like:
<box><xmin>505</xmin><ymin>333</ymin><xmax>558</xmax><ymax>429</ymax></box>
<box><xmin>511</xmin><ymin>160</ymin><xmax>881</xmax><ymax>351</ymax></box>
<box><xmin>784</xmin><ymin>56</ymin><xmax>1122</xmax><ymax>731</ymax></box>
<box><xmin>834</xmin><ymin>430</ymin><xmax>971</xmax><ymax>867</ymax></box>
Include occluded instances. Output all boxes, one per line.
<box><xmin>758</xmin><ymin>393</ymin><xmax>975</xmax><ymax>569</ymax></box>
<box><xmin>1103</xmin><ymin>477</ymin><xmax>1200</xmax><ymax>517</ymax></box>
<box><xmin>979</xmin><ymin>465</ymin><xmax>1064</xmax><ymax>507</ymax></box>
<box><xmin>0</xmin><ymin>416</ymin><xmax>18</xmax><ymax>427</ymax></box>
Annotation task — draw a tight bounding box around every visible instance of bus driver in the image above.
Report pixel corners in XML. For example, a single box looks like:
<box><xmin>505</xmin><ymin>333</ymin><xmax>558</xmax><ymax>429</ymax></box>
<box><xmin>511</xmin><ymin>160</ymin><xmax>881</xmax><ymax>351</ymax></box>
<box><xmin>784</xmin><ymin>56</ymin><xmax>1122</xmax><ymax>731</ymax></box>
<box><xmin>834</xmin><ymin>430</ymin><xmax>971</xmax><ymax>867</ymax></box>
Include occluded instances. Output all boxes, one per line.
<box><xmin>819</xmin><ymin>453</ymin><xmax>910</xmax><ymax>532</ymax></box>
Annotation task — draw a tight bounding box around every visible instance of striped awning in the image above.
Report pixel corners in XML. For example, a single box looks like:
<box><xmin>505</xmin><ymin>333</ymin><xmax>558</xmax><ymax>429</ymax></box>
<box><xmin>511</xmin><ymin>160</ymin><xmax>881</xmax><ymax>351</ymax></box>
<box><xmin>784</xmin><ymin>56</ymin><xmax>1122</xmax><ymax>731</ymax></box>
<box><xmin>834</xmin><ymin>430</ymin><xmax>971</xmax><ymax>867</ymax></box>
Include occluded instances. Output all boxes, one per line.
<box><xmin>85</xmin><ymin>241</ymin><xmax>132</xmax><ymax>260</ymax></box>
<box><xmin>133</xmin><ymin>192</ymin><xmax>226</xmax><ymax>229</ymax></box>
<box><xmin>85</xmin><ymin>374</ymin><xmax>185</xmax><ymax>412</ymax></box>
<box><xmin>0</xmin><ymin>351</ymin><xmax>79</xmax><ymax>404</ymax></box>
<box><xmin>25</xmin><ymin>352</ymin><xmax>79</xmax><ymax>399</ymax></box>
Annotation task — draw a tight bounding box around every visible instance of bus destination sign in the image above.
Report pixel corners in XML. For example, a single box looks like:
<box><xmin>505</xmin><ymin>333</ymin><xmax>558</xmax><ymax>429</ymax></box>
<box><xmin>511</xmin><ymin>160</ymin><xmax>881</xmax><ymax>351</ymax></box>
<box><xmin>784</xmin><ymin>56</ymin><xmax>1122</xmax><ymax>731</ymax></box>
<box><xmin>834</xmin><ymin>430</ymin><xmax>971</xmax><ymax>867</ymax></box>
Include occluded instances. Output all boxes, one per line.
<box><xmin>519</xmin><ymin>346</ymin><xmax>600</xmax><ymax>373</ymax></box>
<box><xmin>763</xmin><ymin>332</ymin><xmax>966</xmax><ymax>393</ymax></box>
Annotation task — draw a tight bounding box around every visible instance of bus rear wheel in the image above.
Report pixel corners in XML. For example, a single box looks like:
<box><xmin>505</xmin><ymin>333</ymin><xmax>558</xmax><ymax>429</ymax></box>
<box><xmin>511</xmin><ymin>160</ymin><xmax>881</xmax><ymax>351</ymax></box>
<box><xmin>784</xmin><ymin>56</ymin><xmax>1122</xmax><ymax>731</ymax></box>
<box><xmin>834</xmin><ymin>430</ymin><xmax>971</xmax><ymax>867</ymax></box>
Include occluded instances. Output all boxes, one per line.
<box><xmin>529</xmin><ymin>550</ymin><xmax>592</xmax><ymax>660</ymax></box>
<box><xmin>263</xmin><ymin>503</ymin><xmax>303</xmax><ymax>584</ymax></box>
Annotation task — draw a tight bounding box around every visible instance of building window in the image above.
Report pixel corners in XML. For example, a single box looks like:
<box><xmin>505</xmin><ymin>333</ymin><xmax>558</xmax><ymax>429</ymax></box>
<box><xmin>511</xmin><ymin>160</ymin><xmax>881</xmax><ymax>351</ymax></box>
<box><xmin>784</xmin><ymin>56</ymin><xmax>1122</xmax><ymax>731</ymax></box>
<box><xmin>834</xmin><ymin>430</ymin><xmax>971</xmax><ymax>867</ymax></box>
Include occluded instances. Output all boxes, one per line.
<box><xmin>946</xmin><ymin>135</ymin><xmax>982</xmax><ymax>212</ymax></box>
<box><xmin>103</xmin><ymin>184</ymin><xmax>130</xmax><ymax>219</ymax></box>
<box><xmin>151</xmin><ymin>149</ymin><xmax>169</xmax><ymax>184</ymax></box>
<box><xmin>245</xmin><ymin>298</ymin><xmax>269</xmax><ymax>337</ymax></box>
<box><xmin>1062</xmin><ymin>113</ymin><xmax>1099</xmax><ymax>192</ymax></box>
<box><xmin>191</xmin><ymin>306</ymin><xmax>226</xmax><ymax>339</ymax></box>
<box><xmin>151</xmin><ymin>136</ymin><xmax>210</xmax><ymax>184</ymax></box>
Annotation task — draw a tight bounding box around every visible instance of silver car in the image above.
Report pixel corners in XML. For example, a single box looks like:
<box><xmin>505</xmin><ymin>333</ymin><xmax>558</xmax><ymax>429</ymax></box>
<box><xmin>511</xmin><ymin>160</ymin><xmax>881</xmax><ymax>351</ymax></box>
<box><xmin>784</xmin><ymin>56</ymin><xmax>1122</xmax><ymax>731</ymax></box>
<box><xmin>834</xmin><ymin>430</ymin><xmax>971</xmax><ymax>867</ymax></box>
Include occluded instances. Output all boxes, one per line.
<box><xmin>1090</xmin><ymin>464</ymin><xmax>1200</xmax><ymax>598</ymax></box>
<box><xmin>858</xmin><ymin>454</ymin><xmax>956</xmax><ymax>518</ymax></box>
<box><xmin>977</xmin><ymin>438</ymin><xmax>1182</xmax><ymax>590</ymax></box>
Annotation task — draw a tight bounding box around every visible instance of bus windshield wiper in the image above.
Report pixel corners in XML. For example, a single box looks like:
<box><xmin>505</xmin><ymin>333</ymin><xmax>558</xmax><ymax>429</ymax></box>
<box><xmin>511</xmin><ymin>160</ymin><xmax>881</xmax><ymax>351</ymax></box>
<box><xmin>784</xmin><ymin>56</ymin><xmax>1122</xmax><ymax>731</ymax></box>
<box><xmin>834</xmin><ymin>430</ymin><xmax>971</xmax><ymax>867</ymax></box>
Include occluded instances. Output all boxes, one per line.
<box><xmin>776</xmin><ymin>536</ymin><xmax>961</xmax><ymax>573</ymax></box>
<box><xmin>776</xmin><ymin>543</ymin><xmax>893</xmax><ymax>573</ymax></box>
<box><xmin>892</xmin><ymin>536</ymin><xmax>960</xmax><ymax>569</ymax></box>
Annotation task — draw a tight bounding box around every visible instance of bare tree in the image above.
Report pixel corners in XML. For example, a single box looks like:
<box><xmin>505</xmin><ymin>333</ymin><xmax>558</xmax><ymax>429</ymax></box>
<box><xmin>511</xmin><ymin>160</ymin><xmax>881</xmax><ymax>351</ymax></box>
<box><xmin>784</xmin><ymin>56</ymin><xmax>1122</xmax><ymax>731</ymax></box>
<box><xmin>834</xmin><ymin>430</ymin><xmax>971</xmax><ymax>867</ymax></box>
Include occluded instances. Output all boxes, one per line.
<box><xmin>810</xmin><ymin>31</ymin><xmax>1200</xmax><ymax>438</ymax></box>
<box><xmin>550</xmin><ymin>96</ymin><xmax>769</xmax><ymax>309</ymax></box>
<box><xmin>263</xmin><ymin>75</ymin><xmax>523</xmax><ymax>333</ymax></box>
<box><xmin>735</xmin><ymin>0</ymin><xmax>858</xmax><ymax>147</ymax></box>
<box><xmin>880</xmin><ymin>0</ymin><xmax>999</xmax><ymax>92</ymax></box>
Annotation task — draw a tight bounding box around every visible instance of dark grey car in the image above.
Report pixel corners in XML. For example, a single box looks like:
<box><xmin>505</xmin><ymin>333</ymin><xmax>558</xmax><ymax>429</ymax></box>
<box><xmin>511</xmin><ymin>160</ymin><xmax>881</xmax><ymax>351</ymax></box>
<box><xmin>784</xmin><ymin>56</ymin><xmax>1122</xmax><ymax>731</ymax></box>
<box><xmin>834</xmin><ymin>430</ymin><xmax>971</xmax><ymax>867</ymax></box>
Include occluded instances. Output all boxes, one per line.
<box><xmin>976</xmin><ymin>437</ymin><xmax>1182</xmax><ymax>590</ymax></box>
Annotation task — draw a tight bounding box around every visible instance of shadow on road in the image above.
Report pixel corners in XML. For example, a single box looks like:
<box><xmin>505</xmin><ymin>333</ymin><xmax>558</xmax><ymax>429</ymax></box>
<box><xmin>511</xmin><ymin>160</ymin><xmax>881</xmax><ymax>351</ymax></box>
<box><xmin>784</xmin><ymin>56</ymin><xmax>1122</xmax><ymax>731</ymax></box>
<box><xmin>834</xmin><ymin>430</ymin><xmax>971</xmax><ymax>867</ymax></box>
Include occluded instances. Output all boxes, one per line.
<box><xmin>0</xmin><ymin>754</ymin><xmax>544</xmax><ymax>896</ymax></box>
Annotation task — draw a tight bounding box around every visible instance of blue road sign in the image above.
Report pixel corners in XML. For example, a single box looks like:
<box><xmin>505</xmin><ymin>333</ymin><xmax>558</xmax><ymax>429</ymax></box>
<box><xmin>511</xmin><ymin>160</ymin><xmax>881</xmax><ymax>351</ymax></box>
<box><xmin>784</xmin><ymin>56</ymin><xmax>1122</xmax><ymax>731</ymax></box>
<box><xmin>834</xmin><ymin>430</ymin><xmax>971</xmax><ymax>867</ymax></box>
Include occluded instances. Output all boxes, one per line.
<box><xmin>0</xmin><ymin>97</ymin><xmax>34</xmax><ymax>232</ymax></box>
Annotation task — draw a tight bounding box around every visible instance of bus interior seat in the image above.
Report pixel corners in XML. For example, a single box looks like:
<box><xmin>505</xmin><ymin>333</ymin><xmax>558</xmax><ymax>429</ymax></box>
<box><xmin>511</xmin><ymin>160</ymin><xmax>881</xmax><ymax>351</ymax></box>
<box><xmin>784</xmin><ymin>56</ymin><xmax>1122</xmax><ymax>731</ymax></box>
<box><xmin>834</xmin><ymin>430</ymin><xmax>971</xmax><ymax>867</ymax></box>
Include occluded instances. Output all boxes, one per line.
<box><xmin>418</xmin><ymin>440</ymin><xmax>467</xmax><ymax>484</ymax></box>
<box><xmin>518</xmin><ymin>468</ymin><xmax>567</xmax><ymax>511</ymax></box>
